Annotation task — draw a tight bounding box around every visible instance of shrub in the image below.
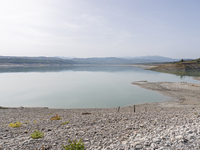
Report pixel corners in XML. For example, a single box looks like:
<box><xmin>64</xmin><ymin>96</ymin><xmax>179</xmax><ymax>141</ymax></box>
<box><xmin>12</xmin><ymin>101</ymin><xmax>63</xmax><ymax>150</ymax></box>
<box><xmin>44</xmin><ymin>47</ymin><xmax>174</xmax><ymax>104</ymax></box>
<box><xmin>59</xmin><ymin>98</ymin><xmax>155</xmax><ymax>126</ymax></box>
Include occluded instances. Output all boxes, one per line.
<box><xmin>30</xmin><ymin>130</ymin><xmax>44</xmax><ymax>139</ymax></box>
<box><xmin>8</xmin><ymin>121</ymin><xmax>22</xmax><ymax>128</ymax></box>
<box><xmin>61</xmin><ymin>121</ymin><xmax>69</xmax><ymax>125</ymax></box>
<box><xmin>50</xmin><ymin>114</ymin><xmax>62</xmax><ymax>121</ymax></box>
<box><xmin>62</xmin><ymin>139</ymin><xmax>84</xmax><ymax>150</ymax></box>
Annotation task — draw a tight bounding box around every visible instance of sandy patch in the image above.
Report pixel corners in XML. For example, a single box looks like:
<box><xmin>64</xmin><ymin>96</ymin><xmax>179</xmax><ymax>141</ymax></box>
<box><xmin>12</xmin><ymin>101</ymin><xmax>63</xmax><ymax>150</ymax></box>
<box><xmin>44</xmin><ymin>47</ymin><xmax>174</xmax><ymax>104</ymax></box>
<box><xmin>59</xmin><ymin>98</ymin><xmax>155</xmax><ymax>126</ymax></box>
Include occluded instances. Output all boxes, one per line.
<box><xmin>132</xmin><ymin>81</ymin><xmax>200</xmax><ymax>105</ymax></box>
<box><xmin>193</xmin><ymin>77</ymin><xmax>200</xmax><ymax>81</ymax></box>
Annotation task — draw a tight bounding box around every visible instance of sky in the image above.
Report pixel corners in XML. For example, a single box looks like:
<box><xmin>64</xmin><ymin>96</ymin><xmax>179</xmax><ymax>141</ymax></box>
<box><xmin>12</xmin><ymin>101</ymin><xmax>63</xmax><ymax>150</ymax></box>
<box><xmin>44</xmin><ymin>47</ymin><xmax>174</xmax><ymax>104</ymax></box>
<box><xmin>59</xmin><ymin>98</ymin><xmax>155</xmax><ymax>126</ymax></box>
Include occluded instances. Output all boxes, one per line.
<box><xmin>0</xmin><ymin>0</ymin><xmax>200</xmax><ymax>59</ymax></box>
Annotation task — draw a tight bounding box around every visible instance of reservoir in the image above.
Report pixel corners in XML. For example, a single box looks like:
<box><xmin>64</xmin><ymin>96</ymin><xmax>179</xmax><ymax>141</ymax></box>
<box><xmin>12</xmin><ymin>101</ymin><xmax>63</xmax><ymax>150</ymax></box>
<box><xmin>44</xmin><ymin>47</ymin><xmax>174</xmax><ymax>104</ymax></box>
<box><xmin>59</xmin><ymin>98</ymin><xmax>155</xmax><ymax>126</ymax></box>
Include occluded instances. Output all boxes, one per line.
<box><xmin>0</xmin><ymin>66</ymin><xmax>198</xmax><ymax>108</ymax></box>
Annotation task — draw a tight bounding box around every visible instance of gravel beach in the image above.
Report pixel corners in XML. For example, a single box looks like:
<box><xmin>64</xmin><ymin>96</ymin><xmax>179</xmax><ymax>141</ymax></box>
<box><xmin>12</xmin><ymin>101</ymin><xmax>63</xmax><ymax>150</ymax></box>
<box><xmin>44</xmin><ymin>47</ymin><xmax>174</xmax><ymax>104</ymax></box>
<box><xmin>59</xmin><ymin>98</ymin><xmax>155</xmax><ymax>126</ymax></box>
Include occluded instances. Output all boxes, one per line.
<box><xmin>1</xmin><ymin>101</ymin><xmax>200</xmax><ymax>149</ymax></box>
<box><xmin>1</xmin><ymin>81</ymin><xmax>200</xmax><ymax>149</ymax></box>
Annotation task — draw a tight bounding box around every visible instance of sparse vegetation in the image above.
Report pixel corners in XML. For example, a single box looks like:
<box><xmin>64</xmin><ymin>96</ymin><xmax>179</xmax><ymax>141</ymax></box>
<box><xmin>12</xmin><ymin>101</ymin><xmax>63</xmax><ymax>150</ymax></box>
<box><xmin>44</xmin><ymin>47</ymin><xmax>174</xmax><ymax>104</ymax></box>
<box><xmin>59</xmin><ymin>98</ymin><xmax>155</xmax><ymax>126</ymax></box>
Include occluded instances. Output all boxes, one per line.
<box><xmin>8</xmin><ymin>121</ymin><xmax>22</xmax><ymax>128</ymax></box>
<box><xmin>62</xmin><ymin>139</ymin><xmax>84</xmax><ymax>150</ymax></box>
<box><xmin>61</xmin><ymin>121</ymin><xmax>69</xmax><ymax>125</ymax></box>
<box><xmin>150</xmin><ymin>58</ymin><xmax>200</xmax><ymax>73</ymax></box>
<box><xmin>197</xmin><ymin>58</ymin><xmax>200</xmax><ymax>63</ymax></box>
<box><xmin>82</xmin><ymin>112</ymin><xmax>91</xmax><ymax>115</ymax></box>
<box><xmin>50</xmin><ymin>114</ymin><xmax>62</xmax><ymax>121</ymax></box>
<box><xmin>30</xmin><ymin>130</ymin><xmax>44</xmax><ymax>139</ymax></box>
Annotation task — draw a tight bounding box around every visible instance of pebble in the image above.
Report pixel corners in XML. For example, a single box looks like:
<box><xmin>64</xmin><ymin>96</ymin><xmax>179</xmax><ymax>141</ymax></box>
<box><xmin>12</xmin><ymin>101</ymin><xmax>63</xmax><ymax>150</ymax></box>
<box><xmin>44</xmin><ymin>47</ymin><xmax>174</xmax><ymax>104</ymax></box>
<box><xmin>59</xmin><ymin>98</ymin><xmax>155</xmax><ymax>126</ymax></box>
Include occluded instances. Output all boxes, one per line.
<box><xmin>1</xmin><ymin>103</ymin><xmax>200</xmax><ymax>149</ymax></box>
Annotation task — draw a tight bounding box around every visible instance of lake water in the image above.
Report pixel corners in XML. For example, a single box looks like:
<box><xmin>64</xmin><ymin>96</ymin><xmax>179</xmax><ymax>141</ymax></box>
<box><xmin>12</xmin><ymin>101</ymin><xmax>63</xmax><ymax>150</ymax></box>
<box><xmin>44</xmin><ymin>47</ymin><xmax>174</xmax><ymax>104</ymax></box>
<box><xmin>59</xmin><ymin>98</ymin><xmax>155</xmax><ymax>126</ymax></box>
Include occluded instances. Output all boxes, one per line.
<box><xmin>0</xmin><ymin>66</ymin><xmax>199</xmax><ymax>108</ymax></box>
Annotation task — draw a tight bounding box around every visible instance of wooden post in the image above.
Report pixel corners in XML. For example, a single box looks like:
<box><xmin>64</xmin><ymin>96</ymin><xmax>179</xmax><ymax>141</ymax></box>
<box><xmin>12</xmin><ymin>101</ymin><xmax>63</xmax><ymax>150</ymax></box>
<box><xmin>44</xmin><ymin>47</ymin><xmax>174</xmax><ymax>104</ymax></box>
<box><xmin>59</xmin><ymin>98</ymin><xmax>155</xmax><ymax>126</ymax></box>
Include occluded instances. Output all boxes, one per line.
<box><xmin>117</xmin><ymin>106</ymin><xmax>120</xmax><ymax>112</ymax></box>
<box><xmin>134</xmin><ymin>105</ymin><xmax>135</xmax><ymax>113</ymax></box>
<box><xmin>145</xmin><ymin>107</ymin><xmax>147</xmax><ymax>112</ymax></box>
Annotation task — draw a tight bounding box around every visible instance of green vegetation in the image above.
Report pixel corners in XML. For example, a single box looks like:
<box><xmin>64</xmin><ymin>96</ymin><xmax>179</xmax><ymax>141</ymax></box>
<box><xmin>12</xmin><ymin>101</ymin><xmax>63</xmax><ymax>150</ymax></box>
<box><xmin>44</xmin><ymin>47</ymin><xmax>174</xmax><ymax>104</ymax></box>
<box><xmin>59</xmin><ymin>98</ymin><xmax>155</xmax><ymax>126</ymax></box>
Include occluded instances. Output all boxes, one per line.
<box><xmin>30</xmin><ymin>130</ymin><xmax>44</xmax><ymax>139</ymax></box>
<box><xmin>8</xmin><ymin>121</ymin><xmax>22</xmax><ymax>128</ymax></box>
<box><xmin>61</xmin><ymin>121</ymin><xmax>69</xmax><ymax>125</ymax></box>
<box><xmin>33</xmin><ymin>120</ymin><xmax>38</xmax><ymax>124</ymax></box>
<box><xmin>50</xmin><ymin>114</ymin><xmax>62</xmax><ymax>121</ymax></box>
<box><xmin>62</xmin><ymin>139</ymin><xmax>84</xmax><ymax>150</ymax></box>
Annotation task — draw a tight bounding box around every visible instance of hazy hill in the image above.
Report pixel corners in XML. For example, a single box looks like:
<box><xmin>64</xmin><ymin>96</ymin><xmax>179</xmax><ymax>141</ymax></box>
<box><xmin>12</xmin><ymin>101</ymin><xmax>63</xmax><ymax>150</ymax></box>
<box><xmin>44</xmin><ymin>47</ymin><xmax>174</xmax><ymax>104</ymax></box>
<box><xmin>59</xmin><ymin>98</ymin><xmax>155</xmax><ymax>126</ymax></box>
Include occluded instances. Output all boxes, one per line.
<box><xmin>0</xmin><ymin>56</ymin><xmax>180</xmax><ymax>66</ymax></box>
<box><xmin>128</xmin><ymin>56</ymin><xmax>179</xmax><ymax>62</ymax></box>
<box><xmin>0</xmin><ymin>56</ymin><xmax>74</xmax><ymax>65</ymax></box>
<box><xmin>70</xmin><ymin>56</ymin><xmax>179</xmax><ymax>65</ymax></box>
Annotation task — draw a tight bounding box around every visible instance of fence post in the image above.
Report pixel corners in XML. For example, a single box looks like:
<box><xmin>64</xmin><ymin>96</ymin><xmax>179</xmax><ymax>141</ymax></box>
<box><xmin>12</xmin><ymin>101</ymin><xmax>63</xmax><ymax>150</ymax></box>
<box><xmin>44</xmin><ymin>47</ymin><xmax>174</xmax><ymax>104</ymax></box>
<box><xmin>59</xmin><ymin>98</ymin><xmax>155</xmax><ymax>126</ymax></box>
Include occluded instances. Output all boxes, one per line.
<box><xmin>117</xmin><ymin>106</ymin><xmax>120</xmax><ymax>112</ymax></box>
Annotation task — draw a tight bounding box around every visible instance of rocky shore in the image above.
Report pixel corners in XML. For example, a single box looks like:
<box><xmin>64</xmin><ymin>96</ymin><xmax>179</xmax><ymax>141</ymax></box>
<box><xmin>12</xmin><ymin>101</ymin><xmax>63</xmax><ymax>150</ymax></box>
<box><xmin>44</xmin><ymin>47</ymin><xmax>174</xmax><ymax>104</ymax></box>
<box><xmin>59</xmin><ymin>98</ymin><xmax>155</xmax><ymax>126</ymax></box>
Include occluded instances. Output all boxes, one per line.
<box><xmin>1</xmin><ymin>100</ymin><xmax>200</xmax><ymax>150</ymax></box>
<box><xmin>1</xmin><ymin>80</ymin><xmax>200</xmax><ymax>149</ymax></box>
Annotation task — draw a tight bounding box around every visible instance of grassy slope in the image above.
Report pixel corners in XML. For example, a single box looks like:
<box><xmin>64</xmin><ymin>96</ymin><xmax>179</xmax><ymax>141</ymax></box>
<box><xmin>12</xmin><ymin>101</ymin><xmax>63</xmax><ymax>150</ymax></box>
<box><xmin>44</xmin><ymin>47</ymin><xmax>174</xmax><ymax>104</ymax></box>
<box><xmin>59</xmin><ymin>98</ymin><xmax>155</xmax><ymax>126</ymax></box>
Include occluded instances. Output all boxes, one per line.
<box><xmin>148</xmin><ymin>58</ymin><xmax>200</xmax><ymax>77</ymax></box>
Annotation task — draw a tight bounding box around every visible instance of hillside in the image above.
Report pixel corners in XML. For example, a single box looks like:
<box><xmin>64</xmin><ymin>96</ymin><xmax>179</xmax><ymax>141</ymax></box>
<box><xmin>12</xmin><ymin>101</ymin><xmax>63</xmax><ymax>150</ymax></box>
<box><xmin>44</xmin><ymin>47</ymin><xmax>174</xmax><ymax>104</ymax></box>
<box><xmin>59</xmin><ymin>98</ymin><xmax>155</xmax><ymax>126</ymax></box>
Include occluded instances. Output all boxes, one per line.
<box><xmin>148</xmin><ymin>58</ymin><xmax>200</xmax><ymax>77</ymax></box>
<box><xmin>149</xmin><ymin>58</ymin><xmax>200</xmax><ymax>71</ymax></box>
<box><xmin>0</xmin><ymin>56</ymin><xmax>74</xmax><ymax>66</ymax></box>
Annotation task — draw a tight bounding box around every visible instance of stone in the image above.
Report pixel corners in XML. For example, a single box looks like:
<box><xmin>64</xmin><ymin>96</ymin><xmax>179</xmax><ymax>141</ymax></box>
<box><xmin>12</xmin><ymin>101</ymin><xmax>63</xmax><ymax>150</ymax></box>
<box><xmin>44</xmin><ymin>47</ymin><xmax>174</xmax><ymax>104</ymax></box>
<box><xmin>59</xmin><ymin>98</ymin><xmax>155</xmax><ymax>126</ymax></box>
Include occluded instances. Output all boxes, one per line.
<box><xmin>135</xmin><ymin>144</ymin><xmax>143</xmax><ymax>149</ymax></box>
<box><xmin>175</xmin><ymin>135</ymin><xmax>183</xmax><ymax>140</ymax></box>
<box><xmin>153</xmin><ymin>138</ymin><xmax>161</xmax><ymax>143</ymax></box>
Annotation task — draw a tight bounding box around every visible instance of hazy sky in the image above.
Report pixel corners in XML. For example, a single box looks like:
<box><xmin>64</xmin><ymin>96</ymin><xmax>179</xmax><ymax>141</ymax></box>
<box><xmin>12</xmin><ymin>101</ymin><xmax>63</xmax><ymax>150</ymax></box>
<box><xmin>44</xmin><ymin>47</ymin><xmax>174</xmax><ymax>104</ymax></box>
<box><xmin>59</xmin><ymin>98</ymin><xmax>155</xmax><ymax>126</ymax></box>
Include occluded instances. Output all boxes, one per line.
<box><xmin>0</xmin><ymin>0</ymin><xmax>200</xmax><ymax>58</ymax></box>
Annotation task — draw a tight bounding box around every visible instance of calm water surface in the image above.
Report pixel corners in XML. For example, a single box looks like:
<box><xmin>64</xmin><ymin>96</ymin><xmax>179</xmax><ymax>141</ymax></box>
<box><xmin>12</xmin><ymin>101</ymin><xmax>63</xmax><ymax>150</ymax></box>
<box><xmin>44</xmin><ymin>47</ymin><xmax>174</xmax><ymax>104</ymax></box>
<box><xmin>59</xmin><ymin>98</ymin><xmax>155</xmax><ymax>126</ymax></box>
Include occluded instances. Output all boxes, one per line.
<box><xmin>0</xmin><ymin>66</ymin><xmax>199</xmax><ymax>108</ymax></box>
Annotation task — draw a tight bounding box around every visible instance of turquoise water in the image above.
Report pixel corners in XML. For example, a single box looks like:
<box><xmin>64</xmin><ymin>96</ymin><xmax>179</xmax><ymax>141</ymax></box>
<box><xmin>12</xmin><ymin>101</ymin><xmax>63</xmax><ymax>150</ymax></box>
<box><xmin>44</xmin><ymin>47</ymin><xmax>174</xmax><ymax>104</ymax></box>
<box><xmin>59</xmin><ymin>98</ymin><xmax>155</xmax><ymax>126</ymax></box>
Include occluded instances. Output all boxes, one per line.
<box><xmin>0</xmin><ymin>66</ymin><xmax>199</xmax><ymax>108</ymax></box>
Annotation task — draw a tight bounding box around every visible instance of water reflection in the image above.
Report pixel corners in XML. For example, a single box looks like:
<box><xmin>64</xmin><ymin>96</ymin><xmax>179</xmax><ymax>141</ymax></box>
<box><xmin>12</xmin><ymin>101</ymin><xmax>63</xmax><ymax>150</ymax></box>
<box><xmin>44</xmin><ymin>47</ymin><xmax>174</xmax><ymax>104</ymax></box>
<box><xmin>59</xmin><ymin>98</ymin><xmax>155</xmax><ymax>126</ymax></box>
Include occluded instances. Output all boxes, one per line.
<box><xmin>0</xmin><ymin>66</ymin><xmax>199</xmax><ymax>108</ymax></box>
<box><xmin>151</xmin><ymin>69</ymin><xmax>200</xmax><ymax>79</ymax></box>
<box><xmin>0</xmin><ymin>65</ymin><xmax>144</xmax><ymax>73</ymax></box>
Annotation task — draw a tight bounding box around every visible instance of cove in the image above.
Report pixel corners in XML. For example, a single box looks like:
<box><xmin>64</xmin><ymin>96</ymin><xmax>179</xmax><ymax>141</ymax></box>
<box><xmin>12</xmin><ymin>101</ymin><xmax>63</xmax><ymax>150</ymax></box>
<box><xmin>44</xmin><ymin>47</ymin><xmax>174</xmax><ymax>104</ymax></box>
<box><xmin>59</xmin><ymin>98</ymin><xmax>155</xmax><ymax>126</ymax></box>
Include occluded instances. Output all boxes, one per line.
<box><xmin>0</xmin><ymin>66</ymin><xmax>198</xmax><ymax>108</ymax></box>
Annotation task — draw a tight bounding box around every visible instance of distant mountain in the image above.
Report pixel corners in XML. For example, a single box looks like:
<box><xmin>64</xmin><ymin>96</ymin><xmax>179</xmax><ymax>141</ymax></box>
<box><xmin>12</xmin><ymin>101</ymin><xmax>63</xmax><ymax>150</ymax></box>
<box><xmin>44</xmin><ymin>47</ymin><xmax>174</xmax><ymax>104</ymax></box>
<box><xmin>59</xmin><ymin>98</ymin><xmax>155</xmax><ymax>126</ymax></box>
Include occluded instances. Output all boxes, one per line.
<box><xmin>0</xmin><ymin>55</ymin><xmax>180</xmax><ymax>66</ymax></box>
<box><xmin>122</xmin><ymin>56</ymin><xmax>179</xmax><ymax>61</ymax></box>
<box><xmin>69</xmin><ymin>56</ymin><xmax>179</xmax><ymax>65</ymax></box>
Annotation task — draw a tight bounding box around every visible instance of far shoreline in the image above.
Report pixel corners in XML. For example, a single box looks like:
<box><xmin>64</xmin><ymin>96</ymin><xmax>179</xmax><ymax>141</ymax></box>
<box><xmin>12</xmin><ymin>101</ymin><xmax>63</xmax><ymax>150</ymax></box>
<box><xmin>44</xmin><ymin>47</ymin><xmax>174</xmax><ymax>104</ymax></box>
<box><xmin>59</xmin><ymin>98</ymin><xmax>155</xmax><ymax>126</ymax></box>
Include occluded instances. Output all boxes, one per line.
<box><xmin>0</xmin><ymin>63</ymin><xmax>163</xmax><ymax>68</ymax></box>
